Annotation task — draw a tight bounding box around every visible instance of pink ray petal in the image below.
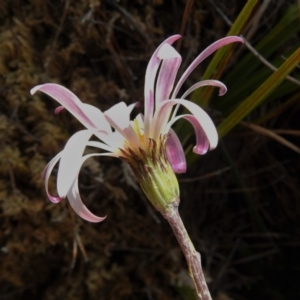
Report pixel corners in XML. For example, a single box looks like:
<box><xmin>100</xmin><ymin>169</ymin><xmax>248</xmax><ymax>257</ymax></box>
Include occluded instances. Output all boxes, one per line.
<box><xmin>172</xmin><ymin>36</ymin><xmax>244</xmax><ymax>98</ymax></box>
<box><xmin>156</xmin><ymin>43</ymin><xmax>182</xmax><ymax>105</ymax></box>
<box><xmin>181</xmin><ymin>80</ymin><xmax>227</xmax><ymax>99</ymax></box>
<box><xmin>31</xmin><ymin>84</ymin><xmax>106</xmax><ymax>130</ymax></box>
<box><xmin>104</xmin><ymin>102</ymin><xmax>132</xmax><ymax>130</ymax></box>
<box><xmin>43</xmin><ymin>152</ymin><xmax>62</xmax><ymax>203</ymax></box>
<box><xmin>154</xmin><ymin>99</ymin><xmax>218</xmax><ymax>150</ymax></box>
<box><xmin>81</xmin><ymin>104</ymin><xmax>112</xmax><ymax>133</ymax></box>
<box><xmin>67</xmin><ymin>178</ymin><xmax>106</xmax><ymax>223</ymax></box>
<box><xmin>97</xmin><ymin>130</ymin><xmax>125</xmax><ymax>150</ymax></box>
<box><xmin>66</xmin><ymin>151</ymin><xmax>115</xmax><ymax>222</ymax></box>
<box><xmin>55</xmin><ymin>106</ymin><xmax>64</xmax><ymax>114</ymax></box>
<box><xmin>174</xmin><ymin>114</ymin><xmax>210</xmax><ymax>154</ymax></box>
<box><xmin>87</xmin><ymin>141</ymin><xmax>116</xmax><ymax>153</ymax></box>
<box><xmin>144</xmin><ymin>89</ymin><xmax>154</xmax><ymax>138</ymax></box>
<box><xmin>144</xmin><ymin>35</ymin><xmax>181</xmax><ymax>137</ymax></box>
<box><xmin>166</xmin><ymin>128</ymin><xmax>186</xmax><ymax>173</ymax></box>
<box><xmin>127</xmin><ymin>102</ymin><xmax>138</xmax><ymax>115</ymax></box>
<box><xmin>57</xmin><ymin>129</ymin><xmax>94</xmax><ymax>198</ymax></box>
<box><xmin>104</xmin><ymin>102</ymin><xmax>140</xmax><ymax>147</ymax></box>
<box><xmin>92</xmin><ymin>131</ymin><xmax>115</xmax><ymax>148</ymax></box>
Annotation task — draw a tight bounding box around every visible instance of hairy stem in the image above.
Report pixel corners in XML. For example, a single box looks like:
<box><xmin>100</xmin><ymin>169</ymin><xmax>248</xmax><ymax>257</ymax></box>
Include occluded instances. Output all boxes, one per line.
<box><xmin>162</xmin><ymin>201</ymin><xmax>212</xmax><ymax>300</ymax></box>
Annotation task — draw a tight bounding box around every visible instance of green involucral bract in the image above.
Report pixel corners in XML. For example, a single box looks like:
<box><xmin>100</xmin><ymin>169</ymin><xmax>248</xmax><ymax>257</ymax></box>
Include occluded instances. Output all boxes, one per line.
<box><xmin>120</xmin><ymin>136</ymin><xmax>179</xmax><ymax>212</ymax></box>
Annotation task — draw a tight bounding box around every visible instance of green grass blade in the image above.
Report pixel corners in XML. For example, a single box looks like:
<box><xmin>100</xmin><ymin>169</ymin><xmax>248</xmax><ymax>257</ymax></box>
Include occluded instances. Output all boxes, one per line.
<box><xmin>224</xmin><ymin>4</ymin><xmax>299</xmax><ymax>88</ymax></box>
<box><xmin>217</xmin><ymin>48</ymin><xmax>300</xmax><ymax>138</ymax></box>
<box><xmin>220</xmin><ymin>141</ymin><xmax>271</xmax><ymax>236</ymax></box>
<box><xmin>216</xmin><ymin>46</ymin><xmax>300</xmax><ymax>113</ymax></box>
<box><xmin>256</xmin><ymin>90</ymin><xmax>300</xmax><ymax>124</ymax></box>
<box><xmin>190</xmin><ymin>0</ymin><xmax>258</xmax><ymax>107</ymax></box>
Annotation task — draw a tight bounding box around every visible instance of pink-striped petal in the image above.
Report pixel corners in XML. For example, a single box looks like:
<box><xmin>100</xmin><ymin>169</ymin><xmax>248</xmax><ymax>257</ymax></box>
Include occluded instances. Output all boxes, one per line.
<box><xmin>104</xmin><ymin>102</ymin><xmax>132</xmax><ymax>130</ymax></box>
<box><xmin>144</xmin><ymin>89</ymin><xmax>154</xmax><ymax>139</ymax></box>
<box><xmin>67</xmin><ymin>178</ymin><xmax>106</xmax><ymax>223</ymax></box>
<box><xmin>87</xmin><ymin>141</ymin><xmax>116</xmax><ymax>153</ymax></box>
<box><xmin>81</xmin><ymin>104</ymin><xmax>112</xmax><ymax>133</ymax></box>
<box><xmin>174</xmin><ymin>114</ymin><xmax>210</xmax><ymax>154</ymax></box>
<box><xmin>55</xmin><ymin>106</ymin><xmax>64</xmax><ymax>114</ymax></box>
<box><xmin>166</xmin><ymin>129</ymin><xmax>186</xmax><ymax>173</ymax></box>
<box><xmin>92</xmin><ymin>131</ymin><xmax>116</xmax><ymax>148</ymax></box>
<box><xmin>31</xmin><ymin>84</ymin><xmax>104</xmax><ymax>130</ymax></box>
<box><xmin>57</xmin><ymin>130</ymin><xmax>94</xmax><ymax>198</ymax></box>
<box><xmin>155</xmin><ymin>44</ymin><xmax>182</xmax><ymax>105</ymax></box>
<box><xmin>104</xmin><ymin>102</ymin><xmax>140</xmax><ymax>147</ymax></box>
<box><xmin>100</xmin><ymin>130</ymin><xmax>125</xmax><ymax>150</ymax></box>
<box><xmin>181</xmin><ymin>80</ymin><xmax>227</xmax><ymax>99</ymax></box>
<box><xmin>127</xmin><ymin>102</ymin><xmax>138</xmax><ymax>115</ymax></box>
<box><xmin>172</xmin><ymin>36</ymin><xmax>244</xmax><ymax>98</ymax></box>
<box><xmin>66</xmin><ymin>151</ymin><xmax>115</xmax><ymax>222</ymax></box>
<box><xmin>144</xmin><ymin>35</ymin><xmax>181</xmax><ymax>137</ymax></box>
<box><xmin>43</xmin><ymin>152</ymin><xmax>62</xmax><ymax>203</ymax></box>
<box><xmin>154</xmin><ymin>99</ymin><xmax>218</xmax><ymax>150</ymax></box>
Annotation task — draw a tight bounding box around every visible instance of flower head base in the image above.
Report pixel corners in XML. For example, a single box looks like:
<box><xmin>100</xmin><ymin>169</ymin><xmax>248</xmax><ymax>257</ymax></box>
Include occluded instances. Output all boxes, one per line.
<box><xmin>31</xmin><ymin>35</ymin><xmax>243</xmax><ymax>222</ymax></box>
<box><xmin>120</xmin><ymin>133</ymin><xmax>179</xmax><ymax>211</ymax></box>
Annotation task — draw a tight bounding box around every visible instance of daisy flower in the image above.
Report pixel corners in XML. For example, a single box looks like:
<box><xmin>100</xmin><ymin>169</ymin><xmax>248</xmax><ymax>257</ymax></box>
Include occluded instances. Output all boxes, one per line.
<box><xmin>31</xmin><ymin>35</ymin><xmax>243</xmax><ymax>222</ymax></box>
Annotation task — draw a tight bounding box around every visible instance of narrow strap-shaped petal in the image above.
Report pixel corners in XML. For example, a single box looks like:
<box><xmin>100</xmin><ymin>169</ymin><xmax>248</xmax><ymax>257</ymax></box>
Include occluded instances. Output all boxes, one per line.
<box><xmin>55</xmin><ymin>106</ymin><xmax>64</xmax><ymax>114</ymax></box>
<box><xmin>86</xmin><ymin>141</ymin><xmax>116</xmax><ymax>153</ymax></box>
<box><xmin>43</xmin><ymin>152</ymin><xmax>62</xmax><ymax>203</ymax></box>
<box><xmin>154</xmin><ymin>99</ymin><xmax>218</xmax><ymax>150</ymax></box>
<box><xmin>171</xmin><ymin>114</ymin><xmax>210</xmax><ymax>154</ymax></box>
<box><xmin>67</xmin><ymin>178</ymin><xmax>106</xmax><ymax>223</ymax></box>
<box><xmin>181</xmin><ymin>80</ymin><xmax>227</xmax><ymax>99</ymax></box>
<box><xmin>127</xmin><ymin>102</ymin><xmax>138</xmax><ymax>115</ymax></box>
<box><xmin>172</xmin><ymin>36</ymin><xmax>244</xmax><ymax>98</ymax></box>
<box><xmin>144</xmin><ymin>35</ymin><xmax>181</xmax><ymax>138</ymax></box>
<box><xmin>155</xmin><ymin>43</ymin><xmax>182</xmax><ymax>105</ymax></box>
<box><xmin>66</xmin><ymin>152</ymin><xmax>115</xmax><ymax>222</ymax></box>
<box><xmin>104</xmin><ymin>102</ymin><xmax>140</xmax><ymax>147</ymax></box>
<box><xmin>144</xmin><ymin>89</ymin><xmax>154</xmax><ymax>139</ymax></box>
<box><xmin>31</xmin><ymin>84</ymin><xmax>111</xmax><ymax>132</ymax></box>
<box><xmin>166</xmin><ymin>128</ymin><xmax>186</xmax><ymax>173</ymax></box>
<box><xmin>93</xmin><ymin>131</ymin><xmax>116</xmax><ymax>149</ymax></box>
<box><xmin>54</xmin><ymin>103</ymin><xmax>111</xmax><ymax>132</ymax></box>
<box><xmin>170</xmin><ymin>80</ymin><xmax>227</xmax><ymax>126</ymax></box>
<box><xmin>130</xmin><ymin>113</ymin><xmax>145</xmax><ymax>133</ymax></box>
<box><xmin>98</xmin><ymin>130</ymin><xmax>125</xmax><ymax>150</ymax></box>
<box><xmin>81</xmin><ymin>104</ymin><xmax>112</xmax><ymax>133</ymax></box>
<box><xmin>57</xmin><ymin>129</ymin><xmax>94</xmax><ymax>198</ymax></box>
<box><xmin>104</xmin><ymin>102</ymin><xmax>133</xmax><ymax>130</ymax></box>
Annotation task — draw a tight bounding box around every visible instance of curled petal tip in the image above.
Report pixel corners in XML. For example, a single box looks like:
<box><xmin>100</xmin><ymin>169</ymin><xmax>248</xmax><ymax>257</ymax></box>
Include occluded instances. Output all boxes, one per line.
<box><xmin>173</xmin><ymin>163</ymin><xmax>187</xmax><ymax>174</ymax></box>
<box><xmin>99</xmin><ymin>215</ymin><xmax>107</xmax><ymax>222</ymax></box>
<box><xmin>193</xmin><ymin>145</ymin><xmax>208</xmax><ymax>155</ymax></box>
<box><xmin>73</xmin><ymin>208</ymin><xmax>106</xmax><ymax>223</ymax></box>
<box><xmin>30</xmin><ymin>84</ymin><xmax>42</xmax><ymax>95</ymax></box>
<box><xmin>49</xmin><ymin>196</ymin><xmax>62</xmax><ymax>204</ymax></box>
<box><xmin>157</xmin><ymin>43</ymin><xmax>181</xmax><ymax>59</ymax></box>
<box><xmin>84</xmin><ymin>214</ymin><xmax>107</xmax><ymax>223</ymax></box>
<box><xmin>67</xmin><ymin>177</ymin><xmax>107</xmax><ymax>223</ymax></box>
<box><xmin>55</xmin><ymin>106</ymin><xmax>64</xmax><ymax>114</ymax></box>
<box><xmin>165</xmin><ymin>34</ymin><xmax>181</xmax><ymax>41</ymax></box>
<box><xmin>218</xmin><ymin>86</ymin><xmax>227</xmax><ymax>96</ymax></box>
<box><xmin>237</xmin><ymin>36</ymin><xmax>245</xmax><ymax>44</ymax></box>
<box><xmin>227</xmin><ymin>36</ymin><xmax>244</xmax><ymax>44</ymax></box>
<box><xmin>166</xmin><ymin>129</ymin><xmax>187</xmax><ymax>174</ymax></box>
